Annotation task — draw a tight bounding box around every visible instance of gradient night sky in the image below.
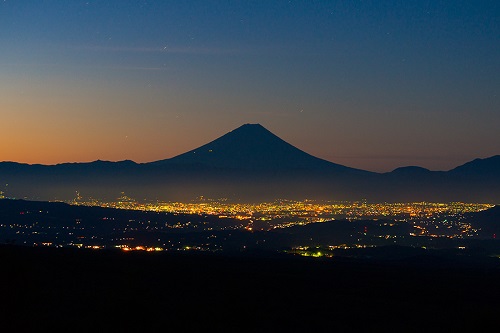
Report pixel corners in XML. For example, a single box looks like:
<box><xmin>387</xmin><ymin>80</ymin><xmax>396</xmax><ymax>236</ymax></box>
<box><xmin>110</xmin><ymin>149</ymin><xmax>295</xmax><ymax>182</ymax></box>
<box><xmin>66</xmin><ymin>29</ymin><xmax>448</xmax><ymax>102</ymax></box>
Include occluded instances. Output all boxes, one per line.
<box><xmin>1</xmin><ymin>1</ymin><xmax>499</xmax><ymax>172</ymax></box>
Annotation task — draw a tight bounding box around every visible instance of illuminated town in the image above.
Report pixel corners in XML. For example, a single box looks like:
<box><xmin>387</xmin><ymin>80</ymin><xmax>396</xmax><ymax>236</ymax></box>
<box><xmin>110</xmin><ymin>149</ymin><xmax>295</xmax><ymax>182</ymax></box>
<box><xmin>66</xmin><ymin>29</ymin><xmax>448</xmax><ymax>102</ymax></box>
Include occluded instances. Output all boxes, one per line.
<box><xmin>0</xmin><ymin>191</ymin><xmax>495</xmax><ymax>256</ymax></box>
<box><xmin>31</xmin><ymin>193</ymin><xmax>489</xmax><ymax>254</ymax></box>
<box><xmin>70</xmin><ymin>192</ymin><xmax>493</xmax><ymax>227</ymax></box>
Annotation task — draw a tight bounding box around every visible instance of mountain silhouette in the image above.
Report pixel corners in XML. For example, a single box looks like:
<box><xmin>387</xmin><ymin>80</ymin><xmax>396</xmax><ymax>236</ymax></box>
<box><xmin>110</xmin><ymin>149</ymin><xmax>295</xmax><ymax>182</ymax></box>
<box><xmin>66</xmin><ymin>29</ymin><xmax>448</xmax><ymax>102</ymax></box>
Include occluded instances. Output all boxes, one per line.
<box><xmin>388</xmin><ymin>166</ymin><xmax>433</xmax><ymax>176</ymax></box>
<box><xmin>449</xmin><ymin>156</ymin><xmax>500</xmax><ymax>176</ymax></box>
<box><xmin>153</xmin><ymin>123</ymin><xmax>362</xmax><ymax>172</ymax></box>
<box><xmin>0</xmin><ymin>124</ymin><xmax>499</xmax><ymax>202</ymax></box>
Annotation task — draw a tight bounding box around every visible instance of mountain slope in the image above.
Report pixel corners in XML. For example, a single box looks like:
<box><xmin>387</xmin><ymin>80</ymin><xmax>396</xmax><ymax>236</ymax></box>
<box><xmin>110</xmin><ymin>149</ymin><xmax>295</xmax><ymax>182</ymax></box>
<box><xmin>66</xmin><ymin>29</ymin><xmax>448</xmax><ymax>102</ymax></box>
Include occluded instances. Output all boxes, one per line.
<box><xmin>449</xmin><ymin>155</ymin><xmax>500</xmax><ymax>176</ymax></box>
<box><xmin>152</xmin><ymin>123</ymin><xmax>363</xmax><ymax>172</ymax></box>
<box><xmin>463</xmin><ymin>205</ymin><xmax>500</xmax><ymax>238</ymax></box>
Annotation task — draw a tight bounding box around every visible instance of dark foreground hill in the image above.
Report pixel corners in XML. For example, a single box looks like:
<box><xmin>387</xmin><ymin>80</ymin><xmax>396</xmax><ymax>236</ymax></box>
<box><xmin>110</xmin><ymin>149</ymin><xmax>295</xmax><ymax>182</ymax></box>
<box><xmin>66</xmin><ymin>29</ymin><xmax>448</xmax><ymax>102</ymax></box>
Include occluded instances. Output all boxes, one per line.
<box><xmin>1</xmin><ymin>244</ymin><xmax>499</xmax><ymax>332</ymax></box>
<box><xmin>463</xmin><ymin>205</ymin><xmax>500</xmax><ymax>237</ymax></box>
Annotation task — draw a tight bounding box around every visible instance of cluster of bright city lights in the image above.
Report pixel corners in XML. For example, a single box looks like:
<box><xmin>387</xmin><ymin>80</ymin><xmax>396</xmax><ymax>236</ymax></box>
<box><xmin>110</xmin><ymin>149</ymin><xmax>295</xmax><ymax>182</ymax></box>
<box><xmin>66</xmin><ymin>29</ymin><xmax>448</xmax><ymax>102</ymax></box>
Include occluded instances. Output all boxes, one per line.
<box><xmin>3</xmin><ymin>192</ymin><xmax>494</xmax><ymax>254</ymax></box>
<box><xmin>69</xmin><ymin>193</ymin><xmax>493</xmax><ymax>227</ymax></box>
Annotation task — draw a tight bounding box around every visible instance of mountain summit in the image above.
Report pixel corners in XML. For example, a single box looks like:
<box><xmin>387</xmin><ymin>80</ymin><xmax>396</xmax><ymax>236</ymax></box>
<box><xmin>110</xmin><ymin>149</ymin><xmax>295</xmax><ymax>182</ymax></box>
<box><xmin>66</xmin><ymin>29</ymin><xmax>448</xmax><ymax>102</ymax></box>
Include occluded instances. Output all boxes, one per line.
<box><xmin>156</xmin><ymin>123</ymin><xmax>356</xmax><ymax>172</ymax></box>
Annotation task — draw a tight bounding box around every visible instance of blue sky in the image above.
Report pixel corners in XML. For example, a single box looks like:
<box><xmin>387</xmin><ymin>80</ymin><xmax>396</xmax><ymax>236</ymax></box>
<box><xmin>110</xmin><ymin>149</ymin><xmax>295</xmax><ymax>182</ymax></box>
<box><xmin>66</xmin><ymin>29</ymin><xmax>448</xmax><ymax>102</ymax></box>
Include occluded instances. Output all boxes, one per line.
<box><xmin>1</xmin><ymin>0</ymin><xmax>499</xmax><ymax>171</ymax></box>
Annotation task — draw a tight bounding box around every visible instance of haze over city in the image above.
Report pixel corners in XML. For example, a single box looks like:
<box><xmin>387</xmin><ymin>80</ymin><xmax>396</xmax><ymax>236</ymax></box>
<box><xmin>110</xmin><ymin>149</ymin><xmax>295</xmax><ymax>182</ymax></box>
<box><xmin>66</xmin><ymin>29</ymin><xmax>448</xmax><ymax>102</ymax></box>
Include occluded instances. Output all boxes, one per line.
<box><xmin>1</xmin><ymin>1</ymin><xmax>499</xmax><ymax>172</ymax></box>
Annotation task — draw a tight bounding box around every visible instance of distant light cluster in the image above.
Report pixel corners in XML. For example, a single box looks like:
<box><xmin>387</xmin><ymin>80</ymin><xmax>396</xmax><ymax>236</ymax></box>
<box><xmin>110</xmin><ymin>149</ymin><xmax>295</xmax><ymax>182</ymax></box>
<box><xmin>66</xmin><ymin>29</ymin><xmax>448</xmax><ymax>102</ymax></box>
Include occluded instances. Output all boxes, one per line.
<box><xmin>1</xmin><ymin>193</ymin><xmax>493</xmax><ymax>254</ymax></box>
<box><xmin>69</xmin><ymin>194</ymin><xmax>493</xmax><ymax>230</ymax></box>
